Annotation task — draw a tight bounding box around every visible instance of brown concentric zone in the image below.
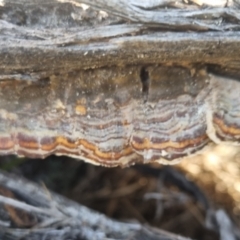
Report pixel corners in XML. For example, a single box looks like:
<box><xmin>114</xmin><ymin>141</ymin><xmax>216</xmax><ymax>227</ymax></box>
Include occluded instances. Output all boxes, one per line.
<box><xmin>130</xmin><ymin>134</ymin><xmax>209</xmax><ymax>160</ymax></box>
<box><xmin>212</xmin><ymin>115</ymin><xmax>240</xmax><ymax>141</ymax></box>
<box><xmin>131</xmin><ymin>135</ymin><xmax>208</xmax><ymax>150</ymax></box>
<box><xmin>0</xmin><ymin>133</ymin><xmax>136</xmax><ymax>166</ymax></box>
<box><xmin>0</xmin><ymin>128</ymin><xmax>209</xmax><ymax>166</ymax></box>
<box><xmin>0</xmin><ymin>136</ymin><xmax>15</xmax><ymax>151</ymax></box>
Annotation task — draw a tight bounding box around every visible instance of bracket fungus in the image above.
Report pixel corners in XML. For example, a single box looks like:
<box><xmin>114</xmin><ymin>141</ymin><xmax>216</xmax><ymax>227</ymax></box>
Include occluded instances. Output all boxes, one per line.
<box><xmin>0</xmin><ymin>66</ymin><xmax>240</xmax><ymax>167</ymax></box>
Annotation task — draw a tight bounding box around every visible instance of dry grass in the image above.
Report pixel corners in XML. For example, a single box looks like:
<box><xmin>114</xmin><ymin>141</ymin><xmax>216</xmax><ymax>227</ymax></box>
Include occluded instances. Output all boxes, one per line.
<box><xmin>179</xmin><ymin>144</ymin><xmax>240</xmax><ymax>225</ymax></box>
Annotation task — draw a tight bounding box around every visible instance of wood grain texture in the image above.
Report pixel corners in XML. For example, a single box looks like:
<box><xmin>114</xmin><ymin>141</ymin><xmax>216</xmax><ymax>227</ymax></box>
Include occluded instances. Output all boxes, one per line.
<box><xmin>0</xmin><ymin>66</ymin><xmax>239</xmax><ymax>167</ymax></box>
<box><xmin>1</xmin><ymin>0</ymin><xmax>240</xmax><ymax>75</ymax></box>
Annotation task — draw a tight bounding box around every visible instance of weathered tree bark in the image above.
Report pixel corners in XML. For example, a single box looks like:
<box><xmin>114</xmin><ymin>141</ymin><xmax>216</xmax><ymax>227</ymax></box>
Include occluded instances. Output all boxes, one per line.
<box><xmin>1</xmin><ymin>0</ymin><xmax>240</xmax><ymax>76</ymax></box>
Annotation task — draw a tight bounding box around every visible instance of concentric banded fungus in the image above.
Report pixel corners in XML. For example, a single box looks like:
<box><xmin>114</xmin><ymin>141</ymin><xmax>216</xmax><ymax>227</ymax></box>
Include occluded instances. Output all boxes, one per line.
<box><xmin>0</xmin><ymin>66</ymin><xmax>240</xmax><ymax>167</ymax></box>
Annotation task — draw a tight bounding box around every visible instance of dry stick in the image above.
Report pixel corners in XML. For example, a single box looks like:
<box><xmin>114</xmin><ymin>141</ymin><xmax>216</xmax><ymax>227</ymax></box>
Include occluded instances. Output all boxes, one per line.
<box><xmin>0</xmin><ymin>171</ymin><xmax>192</xmax><ymax>240</ymax></box>
<box><xmin>3</xmin><ymin>0</ymin><xmax>240</xmax><ymax>30</ymax></box>
<box><xmin>0</xmin><ymin>195</ymin><xmax>64</xmax><ymax>218</ymax></box>
<box><xmin>63</xmin><ymin>0</ymin><xmax>240</xmax><ymax>29</ymax></box>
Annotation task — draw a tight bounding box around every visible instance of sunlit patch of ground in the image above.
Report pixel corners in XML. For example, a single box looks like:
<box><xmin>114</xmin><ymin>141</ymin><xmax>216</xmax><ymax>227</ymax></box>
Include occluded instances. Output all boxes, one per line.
<box><xmin>178</xmin><ymin>144</ymin><xmax>240</xmax><ymax>224</ymax></box>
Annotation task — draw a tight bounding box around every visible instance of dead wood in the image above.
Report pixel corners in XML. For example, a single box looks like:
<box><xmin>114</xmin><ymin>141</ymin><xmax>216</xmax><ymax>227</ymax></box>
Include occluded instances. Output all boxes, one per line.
<box><xmin>0</xmin><ymin>170</ymin><xmax>192</xmax><ymax>240</ymax></box>
<box><xmin>1</xmin><ymin>0</ymin><xmax>240</xmax><ymax>77</ymax></box>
